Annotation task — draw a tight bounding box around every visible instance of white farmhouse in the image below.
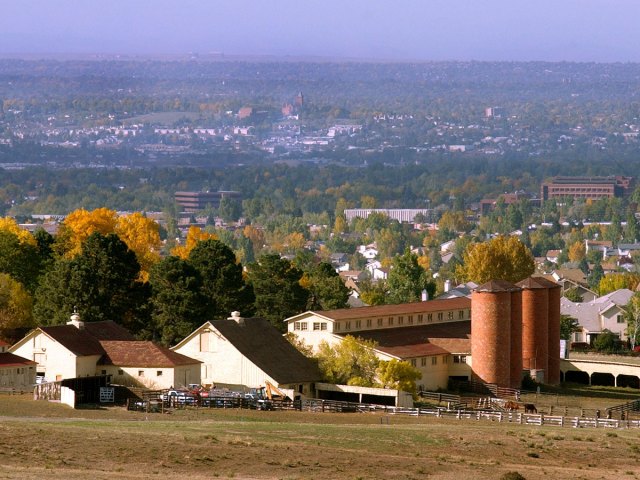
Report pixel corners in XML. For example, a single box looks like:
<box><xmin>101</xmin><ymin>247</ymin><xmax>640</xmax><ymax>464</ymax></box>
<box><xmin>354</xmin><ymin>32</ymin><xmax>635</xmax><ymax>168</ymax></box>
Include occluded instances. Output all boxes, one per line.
<box><xmin>172</xmin><ymin>312</ymin><xmax>321</xmax><ymax>398</ymax></box>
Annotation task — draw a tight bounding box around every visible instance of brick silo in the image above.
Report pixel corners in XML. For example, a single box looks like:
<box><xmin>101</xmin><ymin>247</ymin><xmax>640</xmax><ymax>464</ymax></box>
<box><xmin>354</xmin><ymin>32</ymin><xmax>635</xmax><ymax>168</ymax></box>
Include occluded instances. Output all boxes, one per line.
<box><xmin>531</xmin><ymin>276</ymin><xmax>562</xmax><ymax>385</ymax></box>
<box><xmin>517</xmin><ymin>277</ymin><xmax>549</xmax><ymax>383</ymax></box>
<box><xmin>509</xmin><ymin>287</ymin><xmax>523</xmax><ymax>389</ymax></box>
<box><xmin>471</xmin><ymin>280</ymin><xmax>518</xmax><ymax>388</ymax></box>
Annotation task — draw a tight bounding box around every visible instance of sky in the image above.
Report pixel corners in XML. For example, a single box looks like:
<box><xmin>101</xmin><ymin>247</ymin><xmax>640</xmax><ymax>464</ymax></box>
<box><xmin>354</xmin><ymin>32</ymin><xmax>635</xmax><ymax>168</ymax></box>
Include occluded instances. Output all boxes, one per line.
<box><xmin>1</xmin><ymin>0</ymin><xmax>639</xmax><ymax>62</ymax></box>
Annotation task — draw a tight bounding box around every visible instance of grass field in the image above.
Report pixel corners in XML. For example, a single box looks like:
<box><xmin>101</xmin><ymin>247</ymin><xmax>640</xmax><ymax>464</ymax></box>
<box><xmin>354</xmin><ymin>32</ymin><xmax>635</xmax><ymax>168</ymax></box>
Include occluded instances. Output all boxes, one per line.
<box><xmin>2</xmin><ymin>394</ymin><xmax>640</xmax><ymax>480</ymax></box>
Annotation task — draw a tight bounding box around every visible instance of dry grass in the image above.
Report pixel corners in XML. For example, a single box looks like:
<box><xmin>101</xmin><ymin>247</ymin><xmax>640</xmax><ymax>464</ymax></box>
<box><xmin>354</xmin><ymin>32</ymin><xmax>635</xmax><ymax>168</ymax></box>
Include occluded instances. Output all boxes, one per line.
<box><xmin>2</xmin><ymin>395</ymin><xmax>640</xmax><ymax>479</ymax></box>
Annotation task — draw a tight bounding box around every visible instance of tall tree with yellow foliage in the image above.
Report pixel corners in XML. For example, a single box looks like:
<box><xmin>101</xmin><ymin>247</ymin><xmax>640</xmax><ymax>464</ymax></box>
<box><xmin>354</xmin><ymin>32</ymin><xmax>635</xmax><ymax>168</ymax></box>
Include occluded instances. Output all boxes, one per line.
<box><xmin>171</xmin><ymin>225</ymin><xmax>218</xmax><ymax>260</ymax></box>
<box><xmin>115</xmin><ymin>213</ymin><xmax>162</xmax><ymax>281</ymax></box>
<box><xmin>457</xmin><ymin>235</ymin><xmax>535</xmax><ymax>284</ymax></box>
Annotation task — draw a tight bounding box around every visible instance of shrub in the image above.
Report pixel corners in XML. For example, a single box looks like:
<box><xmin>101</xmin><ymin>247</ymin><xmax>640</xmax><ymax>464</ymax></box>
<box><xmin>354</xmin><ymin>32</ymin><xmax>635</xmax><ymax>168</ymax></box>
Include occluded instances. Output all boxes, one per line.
<box><xmin>501</xmin><ymin>472</ymin><xmax>526</xmax><ymax>480</ymax></box>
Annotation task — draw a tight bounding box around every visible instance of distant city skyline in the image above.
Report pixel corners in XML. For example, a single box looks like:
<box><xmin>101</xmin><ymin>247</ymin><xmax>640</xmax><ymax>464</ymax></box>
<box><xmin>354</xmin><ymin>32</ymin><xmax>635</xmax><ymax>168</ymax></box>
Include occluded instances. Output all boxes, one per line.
<box><xmin>1</xmin><ymin>1</ymin><xmax>640</xmax><ymax>62</ymax></box>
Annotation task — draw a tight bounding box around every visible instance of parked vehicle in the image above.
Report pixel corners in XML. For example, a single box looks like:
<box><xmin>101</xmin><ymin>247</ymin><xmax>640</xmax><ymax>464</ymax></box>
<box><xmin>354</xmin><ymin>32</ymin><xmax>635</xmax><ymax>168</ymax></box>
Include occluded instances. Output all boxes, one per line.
<box><xmin>161</xmin><ymin>389</ymin><xmax>197</xmax><ymax>405</ymax></box>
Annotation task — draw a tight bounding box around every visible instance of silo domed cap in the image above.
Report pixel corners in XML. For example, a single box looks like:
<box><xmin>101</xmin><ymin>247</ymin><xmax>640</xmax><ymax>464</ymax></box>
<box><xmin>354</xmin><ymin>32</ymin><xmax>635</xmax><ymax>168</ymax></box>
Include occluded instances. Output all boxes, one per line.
<box><xmin>516</xmin><ymin>276</ymin><xmax>548</xmax><ymax>289</ymax></box>
<box><xmin>475</xmin><ymin>279</ymin><xmax>522</xmax><ymax>292</ymax></box>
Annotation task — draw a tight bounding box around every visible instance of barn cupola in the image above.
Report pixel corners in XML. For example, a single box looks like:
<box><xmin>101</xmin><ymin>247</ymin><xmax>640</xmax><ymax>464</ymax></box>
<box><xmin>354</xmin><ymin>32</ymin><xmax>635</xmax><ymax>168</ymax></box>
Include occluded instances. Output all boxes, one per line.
<box><xmin>228</xmin><ymin>311</ymin><xmax>245</xmax><ymax>325</ymax></box>
<box><xmin>67</xmin><ymin>307</ymin><xmax>85</xmax><ymax>330</ymax></box>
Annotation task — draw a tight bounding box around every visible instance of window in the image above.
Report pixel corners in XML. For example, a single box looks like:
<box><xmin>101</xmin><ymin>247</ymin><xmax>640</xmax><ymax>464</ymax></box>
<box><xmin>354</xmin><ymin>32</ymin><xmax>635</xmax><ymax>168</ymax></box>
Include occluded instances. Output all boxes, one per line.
<box><xmin>101</xmin><ymin>370</ymin><xmax>107</xmax><ymax>375</ymax></box>
<box><xmin>443</xmin><ymin>356</ymin><xmax>449</xmax><ymax>364</ymax></box>
<box><xmin>355</xmin><ymin>320</ymin><xmax>362</xmax><ymax>329</ymax></box>
<box><xmin>200</xmin><ymin>330</ymin><xmax>211</xmax><ymax>352</ymax></box>
<box><xmin>377</xmin><ymin>318</ymin><xmax>383</xmax><ymax>326</ymax></box>
<box><xmin>418</xmin><ymin>314</ymin><xmax>423</xmax><ymax>323</ymax></box>
<box><xmin>294</xmin><ymin>322</ymin><xmax>302</xmax><ymax>331</ymax></box>
<box><xmin>410</xmin><ymin>359</ymin><xmax>417</xmax><ymax>367</ymax></box>
<box><xmin>321</xmin><ymin>323</ymin><xmax>327</xmax><ymax>331</ymax></box>
<box><xmin>421</xmin><ymin>357</ymin><xmax>427</xmax><ymax>366</ymax></box>
<box><xmin>432</xmin><ymin>357</ymin><xmax>437</xmax><ymax>365</ymax></box>
<box><xmin>335</xmin><ymin>323</ymin><xmax>341</xmax><ymax>332</ymax></box>
<box><xmin>313</xmin><ymin>322</ymin><xmax>322</xmax><ymax>330</ymax></box>
<box><xmin>157</xmin><ymin>371</ymin><xmax>163</xmax><ymax>377</ymax></box>
<box><xmin>118</xmin><ymin>369</ymin><xmax>124</xmax><ymax>375</ymax></box>
<box><xmin>438</xmin><ymin>312</ymin><xmax>444</xmax><ymax>321</ymax></box>
<box><xmin>408</xmin><ymin>315</ymin><xmax>413</xmax><ymax>325</ymax></box>
<box><xmin>138</xmin><ymin>370</ymin><xmax>145</xmax><ymax>377</ymax></box>
<box><xmin>427</xmin><ymin>313</ymin><xmax>433</xmax><ymax>323</ymax></box>
<box><xmin>453</xmin><ymin>355</ymin><xmax>466</xmax><ymax>364</ymax></box>
<box><xmin>448</xmin><ymin>311</ymin><xmax>454</xmax><ymax>320</ymax></box>
<box><xmin>458</xmin><ymin>310</ymin><xmax>464</xmax><ymax>319</ymax></box>
<box><xmin>366</xmin><ymin>319</ymin><xmax>372</xmax><ymax>327</ymax></box>
<box><xmin>617</xmin><ymin>315</ymin><xmax>625</xmax><ymax>324</ymax></box>
<box><xmin>300</xmin><ymin>322</ymin><xmax>308</xmax><ymax>331</ymax></box>
<box><xmin>398</xmin><ymin>316</ymin><xmax>404</xmax><ymax>325</ymax></box>
<box><xmin>388</xmin><ymin>317</ymin><xmax>394</xmax><ymax>326</ymax></box>
<box><xmin>345</xmin><ymin>321</ymin><xmax>351</xmax><ymax>330</ymax></box>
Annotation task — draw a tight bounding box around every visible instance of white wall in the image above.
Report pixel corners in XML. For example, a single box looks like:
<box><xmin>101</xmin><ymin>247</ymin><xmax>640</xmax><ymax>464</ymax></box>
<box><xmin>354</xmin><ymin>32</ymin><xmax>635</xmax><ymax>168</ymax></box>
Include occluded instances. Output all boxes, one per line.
<box><xmin>0</xmin><ymin>365</ymin><xmax>36</xmax><ymax>390</ymax></box>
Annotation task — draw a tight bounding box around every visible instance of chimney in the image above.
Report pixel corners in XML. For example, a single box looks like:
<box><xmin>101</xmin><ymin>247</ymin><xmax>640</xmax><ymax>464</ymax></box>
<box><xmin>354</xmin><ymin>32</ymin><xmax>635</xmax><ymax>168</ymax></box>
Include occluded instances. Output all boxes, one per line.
<box><xmin>421</xmin><ymin>289</ymin><xmax>429</xmax><ymax>302</ymax></box>
<box><xmin>444</xmin><ymin>279</ymin><xmax>451</xmax><ymax>292</ymax></box>
<box><xmin>67</xmin><ymin>308</ymin><xmax>85</xmax><ymax>330</ymax></box>
<box><xmin>228</xmin><ymin>311</ymin><xmax>244</xmax><ymax>325</ymax></box>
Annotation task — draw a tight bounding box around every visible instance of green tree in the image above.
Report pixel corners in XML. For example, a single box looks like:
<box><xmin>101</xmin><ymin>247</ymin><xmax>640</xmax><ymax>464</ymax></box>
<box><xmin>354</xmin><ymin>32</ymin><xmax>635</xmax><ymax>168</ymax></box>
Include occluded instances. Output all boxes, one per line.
<box><xmin>623</xmin><ymin>292</ymin><xmax>640</xmax><ymax>350</ymax></box>
<box><xmin>387</xmin><ymin>248</ymin><xmax>434</xmax><ymax>304</ymax></box>
<box><xmin>593</xmin><ymin>329</ymin><xmax>617</xmax><ymax>353</ymax></box>
<box><xmin>458</xmin><ymin>236</ymin><xmax>535</xmax><ymax>284</ymax></box>
<box><xmin>33</xmin><ymin>233</ymin><xmax>149</xmax><ymax>332</ymax></box>
<box><xmin>563</xmin><ymin>287</ymin><xmax>583</xmax><ymax>303</ymax></box>
<box><xmin>0</xmin><ymin>230</ymin><xmax>42</xmax><ymax>293</ymax></box>
<box><xmin>305</xmin><ymin>262</ymin><xmax>350</xmax><ymax>310</ymax></box>
<box><xmin>559</xmin><ymin>314</ymin><xmax>580</xmax><ymax>341</ymax></box>
<box><xmin>188</xmin><ymin>239</ymin><xmax>255</xmax><ymax>319</ymax></box>
<box><xmin>315</xmin><ymin>335</ymin><xmax>380</xmax><ymax>386</ymax></box>
<box><xmin>376</xmin><ymin>359</ymin><xmax>422</xmax><ymax>396</ymax></box>
<box><xmin>218</xmin><ymin>196</ymin><xmax>243</xmax><ymax>222</ymax></box>
<box><xmin>358</xmin><ymin>278</ymin><xmax>388</xmax><ymax>306</ymax></box>
<box><xmin>147</xmin><ymin>256</ymin><xmax>208</xmax><ymax>346</ymax></box>
<box><xmin>248</xmin><ymin>254</ymin><xmax>309</xmax><ymax>331</ymax></box>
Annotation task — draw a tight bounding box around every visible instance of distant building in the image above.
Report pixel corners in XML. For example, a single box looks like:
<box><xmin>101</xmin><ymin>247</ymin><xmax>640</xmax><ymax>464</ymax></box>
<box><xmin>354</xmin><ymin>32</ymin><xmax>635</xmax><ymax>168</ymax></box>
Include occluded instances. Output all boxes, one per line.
<box><xmin>344</xmin><ymin>209</ymin><xmax>431</xmax><ymax>224</ymax></box>
<box><xmin>175</xmin><ymin>191</ymin><xmax>241</xmax><ymax>213</ymax></box>
<box><xmin>295</xmin><ymin>92</ymin><xmax>304</xmax><ymax>107</ymax></box>
<box><xmin>541</xmin><ymin>176</ymin><xmax>634</xmax><ymax>201</ymax></box>
<box><xmin>485</xmin><ymin>106</ymin><xmax>505</xmax><ymax>118</ymax></box>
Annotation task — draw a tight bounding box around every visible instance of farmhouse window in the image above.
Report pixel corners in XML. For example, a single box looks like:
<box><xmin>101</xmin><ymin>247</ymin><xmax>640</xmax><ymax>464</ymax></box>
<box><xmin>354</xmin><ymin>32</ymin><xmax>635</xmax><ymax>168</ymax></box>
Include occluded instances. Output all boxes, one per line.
<box><xmin>398</xmin><ymin>316</ymin><xmax>404</xmax><ymax>325</ymax></box>
<box><xmin>438</xmin><ymin>312</ymin><xmax>443</xmax><ymax>321</ymax></box>
<box><xmin>377</xmin><ymin>318</ymin><xmax>383</xmax><ymax>326</ymax></box>
<box><xmin>421</xmin><ymin>357</ymin><xmax>427</xmax><ymax>366</ymax></box>
<box><xmin>408</xmin><ymin>315</ymin><xmax>413</xmax><ymax>324</ymax></box>
<box><xmin>157</xmin><ymin>371</ymin><xmax>163</xmax><ymax>376</ymax></box>
<box><xmin>432</xmin><ymin>357</ymin><xmax>437</xmax><ymax>365</ymax></box>
<box><xmin>355</xmin><ymin>320</ymin><xmax>362</xmax><ymax>329</ymax></box>
<box><xmin>410</xmin><ymin>359</ymin><xmax>417</xmax><ymax>367</ymax></box>
<box><xmin>366</xmin><ymin>319</ymin><xmax>372</xmax><ymax>327</ymax></box>
<box><xmin>418</xmin><ymin>314</ymin><xmax>423</xmax><ymax>323</ymax></box>
<box><xmin>300</xmin><ymin>322</ymin><xmax>308</xmax><ymax>331</ymax></box>
<box><xmin>448</xmin><ymin>311</ymin><xmax>454</xmax><ymax>320</ymax></box>
<box><xmin>458</xmin><ymin>310</ymin><xmax>464</xmax><ymax>319</ymax></box>
<box><xmin>138</xmin><ymin>370</ymin><xmax>144</xmax><ymax>377</ymax></box>
<box><xmin>388</xmin><ymin>317</ymin><xmax>394</xmax><ymax>326</ymax></box>
<box><xmin>321</xmin><ymin>323</ymin><xmax>327</xmax><ymax>330</ymax></box>
<box><xmin>427</xmin><ymin>313</ymin><xmax>432</xmax><ymax>322</ymax></box>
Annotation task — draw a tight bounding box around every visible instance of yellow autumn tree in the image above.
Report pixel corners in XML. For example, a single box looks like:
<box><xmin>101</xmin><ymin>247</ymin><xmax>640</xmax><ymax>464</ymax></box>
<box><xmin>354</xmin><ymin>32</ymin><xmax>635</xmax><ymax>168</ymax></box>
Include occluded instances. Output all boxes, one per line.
<box><xmin>115</xmin><ymin>213</ymin><xmax>162</xmax><ymax>281</ymax></box>
<box><xmin>284</xmin><ymin>232</ymin><xmax>306</xmax><ymax>251</ymax></box>
<box><xmin>0</xmin><ymin>217</ymin><xmax>36</xmax><ymax>246</ymax></box>
<box><xmin>568</xmin><ymin>241</ymin><xmax>586</xmax><ymax>263</ymax></box>
<box><xmin>458</xmin><ymin>235</ymin><xmax>535</xmax><ymax>284</ymax></box>
<box><xmin>171</xmin><ymin>225</ymin><xmax>218</xmax><ymax>259</ymax></box>
<box><xmin>58</xmin><ymin>207</ymin><xmax>118</xmax><ymax>257</ymax></box>
<box><xmin>0</xmin><ymin>273</ymin><xmax>34</xmax><ymax>341</ymax></box>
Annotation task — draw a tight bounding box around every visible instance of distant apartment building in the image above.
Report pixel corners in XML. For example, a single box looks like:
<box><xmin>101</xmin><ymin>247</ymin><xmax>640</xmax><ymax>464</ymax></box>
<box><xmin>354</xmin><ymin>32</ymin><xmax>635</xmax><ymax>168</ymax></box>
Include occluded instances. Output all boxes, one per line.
<box><xmin>343</xmin><ymin>209</ymin><xmax>431</xmax><ymax>224</ymax></box>
<box><xmin>541</xmin><ymin>176</ymin><xmax>634</xmax><ymax>202</ymax></box>
<box><xmin>175</xmin><ymin>191</ymin><xmax>242</xmax><ymax>213</ymax></box>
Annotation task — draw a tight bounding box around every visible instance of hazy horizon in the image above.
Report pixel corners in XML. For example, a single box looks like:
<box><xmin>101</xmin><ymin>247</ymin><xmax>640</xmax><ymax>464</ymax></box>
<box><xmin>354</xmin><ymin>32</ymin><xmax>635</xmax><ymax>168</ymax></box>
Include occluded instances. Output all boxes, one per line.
<box><xmin>2</xmin><ymin>1</ymin><xmax>640</xmax><ymax>63</ymax></box>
